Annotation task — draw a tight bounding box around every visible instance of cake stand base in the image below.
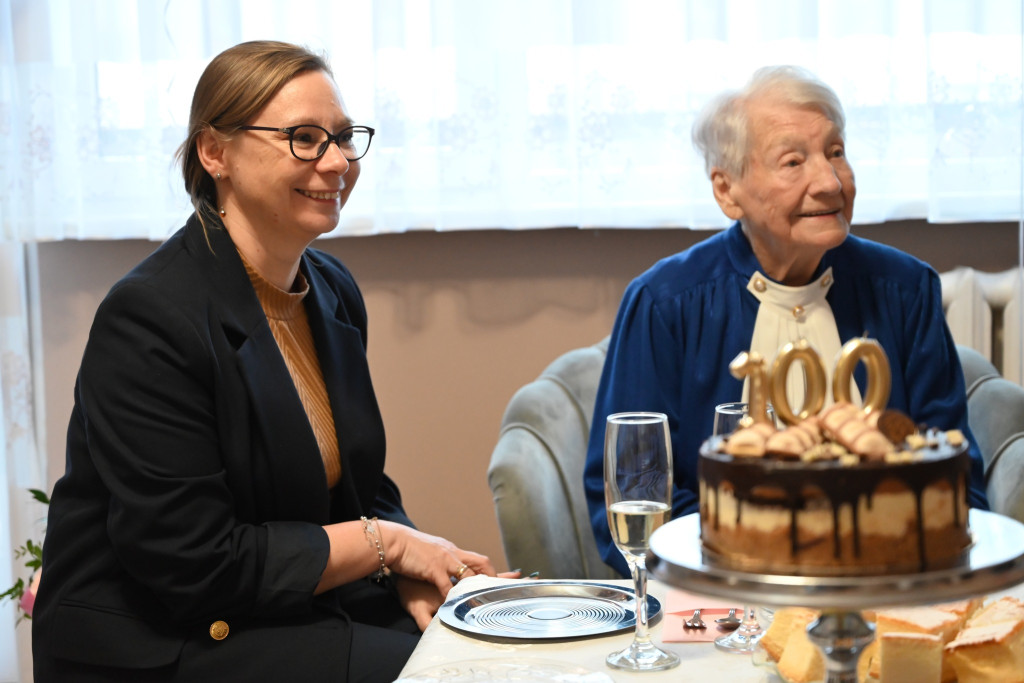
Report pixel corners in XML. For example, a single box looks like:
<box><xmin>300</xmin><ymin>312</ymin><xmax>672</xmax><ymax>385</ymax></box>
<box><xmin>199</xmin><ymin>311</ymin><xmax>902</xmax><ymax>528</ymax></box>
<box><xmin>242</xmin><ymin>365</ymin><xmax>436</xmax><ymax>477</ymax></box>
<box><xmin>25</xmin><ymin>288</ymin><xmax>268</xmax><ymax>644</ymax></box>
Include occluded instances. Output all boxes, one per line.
<box><xmin>649</xmin><ymin>510</ymin><xmax>1024</xmax><ymax>683</ymax></box>
<box><xmin>805</xmin><ymin>610</ymin><xmax>875</xmax><ymax>683</ymax></box>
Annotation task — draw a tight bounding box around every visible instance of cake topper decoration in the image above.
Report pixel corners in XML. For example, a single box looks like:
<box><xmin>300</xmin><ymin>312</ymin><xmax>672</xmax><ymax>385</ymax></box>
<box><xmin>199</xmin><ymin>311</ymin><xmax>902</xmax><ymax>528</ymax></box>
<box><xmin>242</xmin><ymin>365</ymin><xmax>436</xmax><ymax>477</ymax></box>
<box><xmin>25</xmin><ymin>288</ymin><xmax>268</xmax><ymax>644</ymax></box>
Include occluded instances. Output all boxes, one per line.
<box><xmin>731</xmin><ymin>336</ymin><xmax>893</xmax><ymax>426</ymax></box>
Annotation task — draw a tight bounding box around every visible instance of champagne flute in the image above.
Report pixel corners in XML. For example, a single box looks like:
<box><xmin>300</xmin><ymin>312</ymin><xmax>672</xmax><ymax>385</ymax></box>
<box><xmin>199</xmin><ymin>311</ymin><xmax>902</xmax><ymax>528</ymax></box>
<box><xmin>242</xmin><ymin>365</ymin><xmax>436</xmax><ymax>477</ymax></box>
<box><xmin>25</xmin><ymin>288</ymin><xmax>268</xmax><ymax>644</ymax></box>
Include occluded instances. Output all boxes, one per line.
<box><xmin>712</xmin><ymin>401</ymin><xmax>768</xmax><ymax>654</ymax></box>
<box><xmin>604</xmin><ymin>412</ymin><xmax>680</xmax><ymax>672</ymax></box>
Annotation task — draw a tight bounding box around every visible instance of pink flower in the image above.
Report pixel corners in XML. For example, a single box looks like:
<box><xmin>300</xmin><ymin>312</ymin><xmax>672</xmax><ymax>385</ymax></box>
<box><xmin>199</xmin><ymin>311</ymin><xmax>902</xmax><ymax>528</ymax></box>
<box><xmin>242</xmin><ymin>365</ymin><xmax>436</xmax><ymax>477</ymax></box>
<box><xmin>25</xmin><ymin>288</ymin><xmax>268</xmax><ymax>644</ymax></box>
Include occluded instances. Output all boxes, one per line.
<box><xmin>18</xmin><ymin>571</ymin><xmax>41</xmax><ymax>617</ymax></box>
<box><xmin>18</xmin><ymin>589</ymin><xmax>34</xmax><ymax>616</ymax></box>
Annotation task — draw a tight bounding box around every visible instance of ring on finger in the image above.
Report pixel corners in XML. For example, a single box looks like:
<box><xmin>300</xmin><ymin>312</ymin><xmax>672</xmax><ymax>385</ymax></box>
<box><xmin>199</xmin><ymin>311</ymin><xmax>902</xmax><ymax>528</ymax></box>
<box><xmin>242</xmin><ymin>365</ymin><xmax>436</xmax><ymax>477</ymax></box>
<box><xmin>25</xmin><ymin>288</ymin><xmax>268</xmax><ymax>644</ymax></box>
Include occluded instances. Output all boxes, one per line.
<box><xmin>454</xmin><ymin>564</ymin><xmax>469</xmax><ymax>580</ymax></box>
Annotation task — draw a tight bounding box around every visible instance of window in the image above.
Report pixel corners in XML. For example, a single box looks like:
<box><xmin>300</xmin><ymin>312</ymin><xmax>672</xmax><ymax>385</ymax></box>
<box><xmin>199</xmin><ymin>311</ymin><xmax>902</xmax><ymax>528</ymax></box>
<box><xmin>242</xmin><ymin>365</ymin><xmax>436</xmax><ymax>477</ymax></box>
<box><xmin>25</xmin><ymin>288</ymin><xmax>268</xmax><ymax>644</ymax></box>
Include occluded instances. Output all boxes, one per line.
<box><xmin>1</xmin><ymin>0</ymin><xmax>1021</xmax><ymax>240</ymax></box>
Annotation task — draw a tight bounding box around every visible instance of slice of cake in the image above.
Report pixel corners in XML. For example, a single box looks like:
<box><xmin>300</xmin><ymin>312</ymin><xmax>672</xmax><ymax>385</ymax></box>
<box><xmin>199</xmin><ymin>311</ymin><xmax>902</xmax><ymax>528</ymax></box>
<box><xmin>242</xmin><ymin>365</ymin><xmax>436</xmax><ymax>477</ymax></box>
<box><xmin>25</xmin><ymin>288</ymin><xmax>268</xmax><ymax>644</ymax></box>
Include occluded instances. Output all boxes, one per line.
<box><xmin>934</xmin><ymin>597</ymin><xmax>984</xmax><ymax>624</ymax></box>
<box><xmin>760</xmin><ymin>607</ymin><xmax>819</xmax><ymax>661</ymax></box>
<box><xmin>875</xmin><ymin>607</ymin><xmax>962</xmax><ymax>641</ymax></box>
<box><xmin>875</xmin><ymin>607</ymin><xmax>962</xmax><ymax>682</ymax></box>
<box><xmin>878</xmin><ymin>632</ymin><xmax>942</xmax><ymax>683</ymax></box>
<box><xmin>777</xmin><ymin>625</ymin><xmax>825</xmax><ymax>683</ymax></box>
<box><xmin>859</xmin><ymin>639</ymin><xmax>879</xmax><ymax>682</ymax></box>
<box><xmin>945</xmin><ymin>619</ymin><xmax>1024</xmax><ymax>683</ymax></box>
<box><xmin>965</xmin><ymin>595</ymin><xmax>1024</xmax><ymax>628</ymax></box>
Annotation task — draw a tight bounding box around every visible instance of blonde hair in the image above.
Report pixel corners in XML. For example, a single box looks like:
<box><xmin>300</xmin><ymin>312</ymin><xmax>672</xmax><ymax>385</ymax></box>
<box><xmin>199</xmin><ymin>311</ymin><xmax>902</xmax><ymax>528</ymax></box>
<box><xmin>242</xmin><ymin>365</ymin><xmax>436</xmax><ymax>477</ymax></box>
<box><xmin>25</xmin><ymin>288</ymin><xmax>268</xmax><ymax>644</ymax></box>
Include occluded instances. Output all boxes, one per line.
<box><xmin>692</xmin><ymin>65</ymin><xmax>845</xmax><ymax>178</ymax></box>
<box><xmin>175</xmin><ymin>40</ymin><xmax>333</xmax><ymax>225</ymax></box>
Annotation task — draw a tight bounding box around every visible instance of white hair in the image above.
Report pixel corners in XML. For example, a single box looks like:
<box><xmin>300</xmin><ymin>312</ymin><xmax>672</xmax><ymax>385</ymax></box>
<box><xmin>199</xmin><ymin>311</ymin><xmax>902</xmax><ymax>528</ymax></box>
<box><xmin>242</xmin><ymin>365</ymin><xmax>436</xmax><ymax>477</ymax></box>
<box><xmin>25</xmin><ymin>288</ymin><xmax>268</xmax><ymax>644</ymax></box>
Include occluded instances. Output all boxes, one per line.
<box><xmin>692</xmin><ymin>65</ymin><xmax>846</xmax><ymax>178</ymax></box>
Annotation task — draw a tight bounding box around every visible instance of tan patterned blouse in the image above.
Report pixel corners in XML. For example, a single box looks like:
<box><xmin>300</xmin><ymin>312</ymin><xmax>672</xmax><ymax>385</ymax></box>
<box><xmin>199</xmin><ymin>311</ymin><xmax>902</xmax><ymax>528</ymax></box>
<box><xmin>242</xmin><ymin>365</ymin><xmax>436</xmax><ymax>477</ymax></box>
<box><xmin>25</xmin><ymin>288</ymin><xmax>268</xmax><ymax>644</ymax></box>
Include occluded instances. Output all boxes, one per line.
<box><xmin>242</xmin><ymin>256</ymin><xmax>341</xmax><ymax>488</ymax></box>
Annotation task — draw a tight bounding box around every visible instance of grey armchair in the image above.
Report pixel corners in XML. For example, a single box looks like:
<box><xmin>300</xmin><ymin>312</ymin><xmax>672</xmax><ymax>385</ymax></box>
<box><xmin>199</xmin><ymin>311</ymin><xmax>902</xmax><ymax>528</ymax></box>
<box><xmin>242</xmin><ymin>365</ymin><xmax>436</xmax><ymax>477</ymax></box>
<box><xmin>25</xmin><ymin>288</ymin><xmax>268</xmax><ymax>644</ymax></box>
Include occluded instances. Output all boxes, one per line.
<box><xmin>487</xmin><ymin>337</ymin><xmax>618</xmax><ymax>580</ymax></box>
<box><xmin>958</xmin><ymin>345</ymin><xmax>1024</xmax><ymax>522</ymax></box>
<box><xmin>487</xmin><ymin>340</ymin><xmax>1024</xmax><ymax>580</ymax></box>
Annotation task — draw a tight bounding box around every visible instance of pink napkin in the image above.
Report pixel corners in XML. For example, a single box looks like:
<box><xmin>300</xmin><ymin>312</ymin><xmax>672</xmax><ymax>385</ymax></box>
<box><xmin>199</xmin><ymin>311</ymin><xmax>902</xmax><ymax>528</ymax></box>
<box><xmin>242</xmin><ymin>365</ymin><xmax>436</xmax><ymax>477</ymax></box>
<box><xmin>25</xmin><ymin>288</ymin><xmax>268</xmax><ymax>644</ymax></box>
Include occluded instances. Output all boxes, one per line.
<box><xmin>660</xmin><ymin>589</ymin><xmax>740</xmax><ymax>643</ymax></box>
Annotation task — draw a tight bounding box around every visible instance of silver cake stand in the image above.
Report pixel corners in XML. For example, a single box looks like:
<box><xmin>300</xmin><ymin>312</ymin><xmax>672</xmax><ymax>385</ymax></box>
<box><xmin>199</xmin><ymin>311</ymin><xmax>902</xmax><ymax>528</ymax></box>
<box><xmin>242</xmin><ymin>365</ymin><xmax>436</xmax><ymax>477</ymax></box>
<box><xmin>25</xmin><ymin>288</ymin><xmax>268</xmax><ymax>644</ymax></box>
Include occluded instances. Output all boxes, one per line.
<box><xmin>648</xmin><ymin>510</ymin><xmax>1024</xmax><ymax>683</ymax></box>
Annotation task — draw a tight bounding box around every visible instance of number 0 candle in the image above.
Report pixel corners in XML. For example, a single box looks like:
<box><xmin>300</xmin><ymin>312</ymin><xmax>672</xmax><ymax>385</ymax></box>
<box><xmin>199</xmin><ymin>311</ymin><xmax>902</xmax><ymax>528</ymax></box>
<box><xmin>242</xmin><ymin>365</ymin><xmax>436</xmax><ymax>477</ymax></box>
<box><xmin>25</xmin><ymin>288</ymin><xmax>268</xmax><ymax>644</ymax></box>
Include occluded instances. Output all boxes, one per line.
<box><xmin>833</xmin><ymin>336</ymin><xmax>891</xmax><ymax>415</ymax></box>
<box><xmin>728</xmin><ymin>336</ymin><xmax>892</xmax><ymax>426</ymax></box>
<box><xmin>771</xmin><ymin>339</ymin><xmax>827</xmax><ymax>425</ymax></box>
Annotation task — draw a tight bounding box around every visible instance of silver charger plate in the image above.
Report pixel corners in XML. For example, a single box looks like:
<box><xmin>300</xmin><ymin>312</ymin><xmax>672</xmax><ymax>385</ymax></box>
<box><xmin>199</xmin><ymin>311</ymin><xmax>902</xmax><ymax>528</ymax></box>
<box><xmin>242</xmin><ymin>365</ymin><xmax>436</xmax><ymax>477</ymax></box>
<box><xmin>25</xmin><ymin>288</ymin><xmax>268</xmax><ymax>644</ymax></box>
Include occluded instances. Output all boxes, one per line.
<box><xmin>438</xmin><ymin>581</ymin><xmax>661</xmax><ymax>640</ymax></box>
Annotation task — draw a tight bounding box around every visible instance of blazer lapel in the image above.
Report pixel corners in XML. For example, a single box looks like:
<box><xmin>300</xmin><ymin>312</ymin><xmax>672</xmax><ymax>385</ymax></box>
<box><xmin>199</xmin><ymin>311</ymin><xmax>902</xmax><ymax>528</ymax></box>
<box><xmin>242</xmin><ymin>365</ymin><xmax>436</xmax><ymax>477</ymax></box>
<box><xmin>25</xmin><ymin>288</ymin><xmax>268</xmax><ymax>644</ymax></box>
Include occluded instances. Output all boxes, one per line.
<box><xmin>185</xmin><ymin>218</ymin><xmax>330</xmax><ymax>522</ymax></box>
<box><xmin>302</xmin><ymin>258</ymin><xmax>386</xmax><ymax>520</ymax></box>
<box><xmin>235</xmin><ymin>325</ymin><xmax>330</xmax><ymax>520</ymax></box>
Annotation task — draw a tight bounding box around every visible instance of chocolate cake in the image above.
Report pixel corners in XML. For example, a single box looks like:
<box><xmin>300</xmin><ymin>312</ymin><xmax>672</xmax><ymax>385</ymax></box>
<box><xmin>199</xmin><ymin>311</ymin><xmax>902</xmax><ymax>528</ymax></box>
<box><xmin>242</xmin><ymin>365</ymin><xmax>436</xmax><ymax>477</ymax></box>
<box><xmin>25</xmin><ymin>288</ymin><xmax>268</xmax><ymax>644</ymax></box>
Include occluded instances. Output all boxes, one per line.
<box><xmin>698</xmin><ymin>404</ymin><xmax>971</xmax><ymax>575</ymax></box>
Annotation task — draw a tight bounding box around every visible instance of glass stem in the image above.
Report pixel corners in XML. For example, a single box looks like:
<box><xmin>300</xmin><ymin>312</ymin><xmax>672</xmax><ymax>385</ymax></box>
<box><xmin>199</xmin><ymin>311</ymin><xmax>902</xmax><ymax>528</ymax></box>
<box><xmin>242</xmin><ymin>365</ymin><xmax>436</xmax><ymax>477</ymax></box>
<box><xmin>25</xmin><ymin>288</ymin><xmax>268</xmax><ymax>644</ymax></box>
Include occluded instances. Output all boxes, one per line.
<box><xmin>738</xmin><ymin>604</ymin><xmax>761</xmax><ymax>636</ymax></box>
<box><xmin>630</xmin><ymin>556</ymin><xmax>651</xmax><ymax>645</ymax></box>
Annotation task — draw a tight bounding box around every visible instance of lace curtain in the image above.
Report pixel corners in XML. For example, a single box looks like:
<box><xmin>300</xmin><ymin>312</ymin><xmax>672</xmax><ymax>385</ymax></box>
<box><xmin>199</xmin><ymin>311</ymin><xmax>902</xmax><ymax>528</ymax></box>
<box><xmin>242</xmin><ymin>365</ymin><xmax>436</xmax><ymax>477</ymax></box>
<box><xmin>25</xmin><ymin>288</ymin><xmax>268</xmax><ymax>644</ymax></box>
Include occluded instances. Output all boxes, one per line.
<box><xmin>0</xmin><ymin>243</ymin><xmax>44</xmax><ymax>681</ymax></box>
<box><xmin>1</xmin><ymin>0</ymin><xmax>1023</xmax><ymax>677</ymax></box>
<box><xmin>1</xmin><ymin>0</ymin><xmax>1021</xmax><ymax>241</ymax></box>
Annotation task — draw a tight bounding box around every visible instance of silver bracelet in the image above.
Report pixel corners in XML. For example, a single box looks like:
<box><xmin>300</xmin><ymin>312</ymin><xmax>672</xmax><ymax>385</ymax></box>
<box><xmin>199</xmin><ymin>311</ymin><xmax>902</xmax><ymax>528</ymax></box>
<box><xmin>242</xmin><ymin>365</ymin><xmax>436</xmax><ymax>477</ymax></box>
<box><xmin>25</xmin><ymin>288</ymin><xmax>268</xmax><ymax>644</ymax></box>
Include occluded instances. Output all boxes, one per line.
<box><xmin>360</xmin><ymin>516</ymin><xmax>390</xmax><ymax>582</ymax></box>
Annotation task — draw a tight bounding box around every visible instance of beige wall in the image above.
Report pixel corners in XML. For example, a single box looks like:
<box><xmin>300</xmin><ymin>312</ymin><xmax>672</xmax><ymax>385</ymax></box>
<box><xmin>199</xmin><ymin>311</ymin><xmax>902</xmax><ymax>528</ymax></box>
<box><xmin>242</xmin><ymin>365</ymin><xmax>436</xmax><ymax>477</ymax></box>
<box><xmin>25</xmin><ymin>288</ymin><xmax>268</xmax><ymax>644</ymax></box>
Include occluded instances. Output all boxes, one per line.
<box><xmin>37</xmin><ymin>221</ymin><xmax>1020</xmax><ymax>571</ymax></box>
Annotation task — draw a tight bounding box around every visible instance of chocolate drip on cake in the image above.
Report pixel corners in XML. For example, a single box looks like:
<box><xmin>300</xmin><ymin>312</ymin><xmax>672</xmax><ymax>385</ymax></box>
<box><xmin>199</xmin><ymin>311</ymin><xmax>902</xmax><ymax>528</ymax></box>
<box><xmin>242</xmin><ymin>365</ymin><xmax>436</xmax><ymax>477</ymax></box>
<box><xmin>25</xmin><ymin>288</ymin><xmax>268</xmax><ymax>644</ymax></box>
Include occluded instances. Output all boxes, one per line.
<box><xmin>698</xmin><ymin>435</ymin><xmax>971</xmax><ymax>575</ymax></box>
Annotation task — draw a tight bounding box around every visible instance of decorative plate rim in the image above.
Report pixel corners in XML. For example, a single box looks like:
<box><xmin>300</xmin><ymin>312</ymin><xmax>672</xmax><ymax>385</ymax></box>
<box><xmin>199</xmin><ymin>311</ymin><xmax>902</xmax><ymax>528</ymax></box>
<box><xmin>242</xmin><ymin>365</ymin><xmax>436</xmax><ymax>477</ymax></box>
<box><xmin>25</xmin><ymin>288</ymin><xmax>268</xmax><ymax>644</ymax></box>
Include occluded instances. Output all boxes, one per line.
<box><xmin>437</xmin><ymin>580</ymin><xmax>662</xmax><ymax>640</ymax></box>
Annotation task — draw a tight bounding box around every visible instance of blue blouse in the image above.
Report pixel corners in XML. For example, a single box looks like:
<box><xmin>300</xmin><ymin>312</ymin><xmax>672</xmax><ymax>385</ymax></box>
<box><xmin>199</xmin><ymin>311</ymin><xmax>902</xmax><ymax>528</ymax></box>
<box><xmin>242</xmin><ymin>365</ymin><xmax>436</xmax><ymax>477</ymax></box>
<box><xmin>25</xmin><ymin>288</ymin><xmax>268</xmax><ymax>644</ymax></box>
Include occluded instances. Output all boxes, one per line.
<box><xmin>584</xmin><ymin>223</ymin><xmax>990</xmax><ymax>577</ymax></box>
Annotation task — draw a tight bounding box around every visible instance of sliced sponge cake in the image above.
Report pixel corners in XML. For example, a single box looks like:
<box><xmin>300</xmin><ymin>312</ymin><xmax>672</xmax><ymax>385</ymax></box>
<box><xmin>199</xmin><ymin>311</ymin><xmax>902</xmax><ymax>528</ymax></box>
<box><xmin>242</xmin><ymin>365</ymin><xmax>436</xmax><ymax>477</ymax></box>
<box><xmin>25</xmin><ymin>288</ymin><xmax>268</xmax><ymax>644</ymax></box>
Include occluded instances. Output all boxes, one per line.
<box><xmin>878</xmin><ymin>632</ymin><xmax>942</xmax><ymax>683</ymax></box>
<box><xmin>945</xmin><ymin>619</ymin><xmax>1024</xmax><ymax>683</ymax></box>
<box><xmin>874</xmin><ymin>607</ymin><xmax>962</xmax><ymax>682</ymax></box>
<box><xmin>965</xmin><ymin>595</ymin><xmax>1024</xmax><ymax>628</ymax></box>
<box><xmin>761</xmin><ymin>607</ymin><xmax>819</xmax><ymax>662</ymax></box>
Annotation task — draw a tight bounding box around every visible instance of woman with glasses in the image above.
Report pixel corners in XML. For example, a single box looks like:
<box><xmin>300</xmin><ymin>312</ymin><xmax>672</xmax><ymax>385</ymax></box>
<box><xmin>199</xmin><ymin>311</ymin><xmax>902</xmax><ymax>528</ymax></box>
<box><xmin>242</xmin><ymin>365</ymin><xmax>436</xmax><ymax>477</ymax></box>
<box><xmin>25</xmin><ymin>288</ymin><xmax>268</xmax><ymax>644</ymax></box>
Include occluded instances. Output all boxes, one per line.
<box><xmin>32</xmin><ymin>40</ymin><xmax>511</xmax><ymax>683</ymax></box>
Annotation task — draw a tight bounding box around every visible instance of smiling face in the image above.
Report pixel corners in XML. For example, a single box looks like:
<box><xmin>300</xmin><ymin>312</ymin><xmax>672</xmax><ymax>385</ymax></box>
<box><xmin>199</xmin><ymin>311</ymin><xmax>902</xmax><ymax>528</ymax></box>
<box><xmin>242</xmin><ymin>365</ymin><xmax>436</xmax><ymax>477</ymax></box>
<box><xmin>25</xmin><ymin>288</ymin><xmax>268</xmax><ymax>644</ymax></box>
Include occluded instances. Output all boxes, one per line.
<box><xmin>219</xmin><ymin>69</ymin><xmax>359</xmax><ymax>253</ymax></box>
<box><xmin>712</xmin><ymin>94</ymin><xmax>855</xmax><ymax>285</ymax></box>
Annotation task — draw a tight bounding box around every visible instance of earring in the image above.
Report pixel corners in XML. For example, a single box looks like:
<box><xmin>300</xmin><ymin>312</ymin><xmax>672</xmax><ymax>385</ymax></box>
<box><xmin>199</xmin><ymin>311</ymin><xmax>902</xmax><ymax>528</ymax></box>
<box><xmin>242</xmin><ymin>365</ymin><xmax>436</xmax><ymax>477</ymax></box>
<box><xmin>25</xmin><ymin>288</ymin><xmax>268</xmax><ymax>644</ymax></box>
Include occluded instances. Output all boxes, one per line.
<box><xmin>216</xmin><ymin>172</ymin><xmax>222</xmax><ymax>180</ymax></box>
<box><xmin>219</xmin><ymin>207</ymin><xmax>226</xmax><ymax>217</ymax></box>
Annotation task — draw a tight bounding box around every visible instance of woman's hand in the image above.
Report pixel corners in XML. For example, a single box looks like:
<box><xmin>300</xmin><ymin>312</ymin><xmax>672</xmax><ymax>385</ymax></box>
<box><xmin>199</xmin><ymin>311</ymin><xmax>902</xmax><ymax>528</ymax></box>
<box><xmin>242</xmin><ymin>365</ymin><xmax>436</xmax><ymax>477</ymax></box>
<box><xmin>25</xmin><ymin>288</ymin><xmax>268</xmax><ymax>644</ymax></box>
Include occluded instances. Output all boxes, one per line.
<box><xmin>316</xmin><ymin>519</ymin><xmax>515</xmax><ymax>597</ymax></box>
<box><xmin>379</xmin><ymin>521</ymin><xmax>498</xmax><ymax>597</ymax></box>
<box><xmin>395</xmin><ymin>576</ymin><xmax>444</xmax><ymax>631</ymax></box>
<box><xmin>396</xmin><ymin>570</ymin><xmax>528</xmax><ymax>631</ymax></box>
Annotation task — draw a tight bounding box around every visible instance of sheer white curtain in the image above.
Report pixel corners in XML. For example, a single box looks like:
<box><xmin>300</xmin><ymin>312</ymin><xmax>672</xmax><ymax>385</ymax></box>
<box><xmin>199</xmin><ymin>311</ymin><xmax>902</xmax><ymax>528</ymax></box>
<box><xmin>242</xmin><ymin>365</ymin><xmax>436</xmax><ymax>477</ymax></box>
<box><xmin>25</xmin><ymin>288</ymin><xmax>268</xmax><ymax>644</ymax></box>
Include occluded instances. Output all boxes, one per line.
<box><xmin>0</xmin><ymin>0</ymin><xmax>1023</xmax><ymax>677</ymax></box>
<box><xmin>0</xmin><ymin>243</ymin><xmax>44</xmax><ymax>682</ymax></box>
<box><xmin>0</xmin><ymin>0</ymin><xmax>1021</xmax><ymax>241</ymax></box>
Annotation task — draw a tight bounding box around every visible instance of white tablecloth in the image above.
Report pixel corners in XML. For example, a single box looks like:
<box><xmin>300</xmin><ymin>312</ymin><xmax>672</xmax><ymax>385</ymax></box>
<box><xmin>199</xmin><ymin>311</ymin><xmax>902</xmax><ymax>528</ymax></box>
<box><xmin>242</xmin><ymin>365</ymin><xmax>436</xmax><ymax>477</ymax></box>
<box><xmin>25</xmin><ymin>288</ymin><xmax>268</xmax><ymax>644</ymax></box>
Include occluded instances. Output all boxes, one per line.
<box><xmin>396</xmin><ymin>577</ymin><xmax>774</xmax><ymax>682</ymax></box>
<box><xmin>396</xmin><ymin>575</ymin><xmax>1024</xmax><ymax>683</ymax></box>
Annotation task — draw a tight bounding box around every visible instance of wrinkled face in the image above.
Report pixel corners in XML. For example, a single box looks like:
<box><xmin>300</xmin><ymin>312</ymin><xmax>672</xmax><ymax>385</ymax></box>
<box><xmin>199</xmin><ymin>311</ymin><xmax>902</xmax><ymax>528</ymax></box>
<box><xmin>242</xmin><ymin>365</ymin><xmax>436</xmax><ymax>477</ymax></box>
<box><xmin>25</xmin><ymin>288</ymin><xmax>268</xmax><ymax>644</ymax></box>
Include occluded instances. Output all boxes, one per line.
<box><xmin>717</xmin><ymin>95</ymin><xmax>855</xmax><ymax>281</ymax></box>
<box><xmin>222</xmin><ymin>69</ymin><xmax>360</xmax><ymax>246</ymax></box>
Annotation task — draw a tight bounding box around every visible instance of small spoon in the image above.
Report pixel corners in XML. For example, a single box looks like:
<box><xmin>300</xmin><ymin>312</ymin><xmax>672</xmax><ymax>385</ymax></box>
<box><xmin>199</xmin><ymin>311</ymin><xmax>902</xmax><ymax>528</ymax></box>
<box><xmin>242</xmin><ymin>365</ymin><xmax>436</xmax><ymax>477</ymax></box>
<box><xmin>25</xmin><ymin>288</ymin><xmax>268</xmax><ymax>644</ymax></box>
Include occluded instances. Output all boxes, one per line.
<box><xmin>715</xmin><ymin>608</ymin><xmax>741</xmax><ymax>629</ymax></box>
<box><xmin>684</xmin><ymin>609</ymin><xmax>706</xmax><ymax>629</ymax></box>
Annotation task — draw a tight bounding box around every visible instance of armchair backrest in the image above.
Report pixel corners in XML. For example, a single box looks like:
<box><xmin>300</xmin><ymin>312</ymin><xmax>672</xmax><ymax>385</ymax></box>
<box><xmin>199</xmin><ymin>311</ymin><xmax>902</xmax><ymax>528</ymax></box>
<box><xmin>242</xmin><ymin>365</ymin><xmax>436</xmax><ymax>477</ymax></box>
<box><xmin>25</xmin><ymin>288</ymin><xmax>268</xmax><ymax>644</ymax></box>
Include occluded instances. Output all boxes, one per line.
<box><xmin>959</xmin><ymin>345</ymin><xmax>1024</xmax><ymax>522</ymax></box>
<box><xmin>487</xmin><ymin>341</ymin><xmax>1024</xmax><ymax>580</ymax></box>
<box><xmin>487</xmin><ymin>337</ymin><xmax>618</xmax><ymax>580</ymax></box>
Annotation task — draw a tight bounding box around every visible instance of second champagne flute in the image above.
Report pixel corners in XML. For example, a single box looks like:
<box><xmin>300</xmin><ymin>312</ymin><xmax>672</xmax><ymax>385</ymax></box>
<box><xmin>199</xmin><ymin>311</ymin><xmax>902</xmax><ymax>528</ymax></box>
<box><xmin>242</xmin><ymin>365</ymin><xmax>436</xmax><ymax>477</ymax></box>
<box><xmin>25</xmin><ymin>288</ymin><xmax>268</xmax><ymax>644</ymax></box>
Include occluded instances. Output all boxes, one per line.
<box><xmin>604</xmin><ymin>411</ymin><xmax>680</xmax><ymax>671</ymax></box>
<box><xmin>712</xmin><ymin>401</ymin><xmax>766</xmax><ymax>654</ymax></box>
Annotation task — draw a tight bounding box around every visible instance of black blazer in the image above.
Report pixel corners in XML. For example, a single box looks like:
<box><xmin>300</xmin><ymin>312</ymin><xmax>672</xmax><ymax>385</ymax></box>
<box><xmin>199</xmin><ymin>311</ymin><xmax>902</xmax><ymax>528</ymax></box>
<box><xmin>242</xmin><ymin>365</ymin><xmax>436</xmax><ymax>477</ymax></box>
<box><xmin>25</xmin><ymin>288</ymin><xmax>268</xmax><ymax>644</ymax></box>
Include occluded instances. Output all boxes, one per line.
<box><xmin>33</xmin><ymin>216</ymin><xmax>412</xmax><ymax>678</ymax></box>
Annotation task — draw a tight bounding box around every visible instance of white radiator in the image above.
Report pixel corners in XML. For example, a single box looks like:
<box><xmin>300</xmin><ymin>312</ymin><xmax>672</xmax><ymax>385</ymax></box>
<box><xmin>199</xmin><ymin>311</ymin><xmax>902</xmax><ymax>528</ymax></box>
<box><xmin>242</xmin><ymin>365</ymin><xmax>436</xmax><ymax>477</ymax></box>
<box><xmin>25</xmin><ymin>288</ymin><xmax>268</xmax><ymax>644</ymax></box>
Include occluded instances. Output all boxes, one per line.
<box><xmin>940</xmin><ymin>267</ymin><xmax>1024</xmax><ymax>385</ymax></box>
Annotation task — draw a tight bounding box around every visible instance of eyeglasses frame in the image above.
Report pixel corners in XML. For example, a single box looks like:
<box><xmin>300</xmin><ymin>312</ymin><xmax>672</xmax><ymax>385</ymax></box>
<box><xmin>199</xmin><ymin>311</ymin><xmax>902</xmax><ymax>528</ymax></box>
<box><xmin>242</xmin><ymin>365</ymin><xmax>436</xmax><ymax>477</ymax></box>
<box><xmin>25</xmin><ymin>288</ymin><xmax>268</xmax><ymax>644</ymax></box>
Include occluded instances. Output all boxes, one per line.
<box><xmin>237</xmin><ymin>124</ymin><xmax>376</xmax><ymax>161</ymax></box>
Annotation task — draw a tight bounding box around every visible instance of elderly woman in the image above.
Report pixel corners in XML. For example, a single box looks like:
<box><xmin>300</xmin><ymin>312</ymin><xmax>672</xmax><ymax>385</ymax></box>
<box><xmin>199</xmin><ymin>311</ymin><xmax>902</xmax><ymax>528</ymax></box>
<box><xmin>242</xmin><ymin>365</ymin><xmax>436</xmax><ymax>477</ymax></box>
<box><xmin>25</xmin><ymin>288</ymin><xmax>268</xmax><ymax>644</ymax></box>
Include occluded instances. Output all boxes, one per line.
<box><xmin>583</xmin><ymin>65</ymin><xmax>989</xmax><ymax>577</ymax></box>
<box><xmin>32</xmin><ymin>41</ymin><xmax>513</xmax><ymax>682</ymax></box>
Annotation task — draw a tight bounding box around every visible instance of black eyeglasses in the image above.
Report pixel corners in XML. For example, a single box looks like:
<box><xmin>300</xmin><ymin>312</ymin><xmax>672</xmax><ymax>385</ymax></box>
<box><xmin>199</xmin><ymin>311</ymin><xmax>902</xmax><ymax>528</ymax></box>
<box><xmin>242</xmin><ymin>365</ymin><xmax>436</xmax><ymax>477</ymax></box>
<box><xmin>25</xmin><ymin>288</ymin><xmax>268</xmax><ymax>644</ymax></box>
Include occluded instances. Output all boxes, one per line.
<box><xmin>237</xmin><ymin>124</ymin><xmax>375</xmax><ymax>161</ymax></box>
